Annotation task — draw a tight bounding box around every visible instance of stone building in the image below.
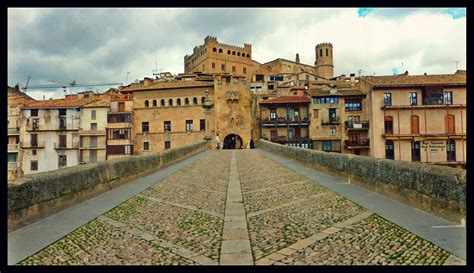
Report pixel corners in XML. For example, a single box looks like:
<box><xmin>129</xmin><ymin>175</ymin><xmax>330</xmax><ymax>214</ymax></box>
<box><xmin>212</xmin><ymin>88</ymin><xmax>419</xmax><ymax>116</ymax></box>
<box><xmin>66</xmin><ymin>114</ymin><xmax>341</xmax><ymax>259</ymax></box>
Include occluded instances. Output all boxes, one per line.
<box><xmin>7</xmin><ymin>87</ymin><xmax>35</xmax><ymax>180</ymax></box>
<box><xmin>79</xmin><ymin>96</ymin><xmax>109</xmax><ymax>163</ymax></box>
<box><xmin>106</xmin><ymin>90</ymin><xmax>134</xmax><ymax>160</ymax></box>
<box><xmin>360</xmin><ymin>70</ymin><xmax>466</xmax><ymax>167</ymax></box>
<box><xmin>19</xmin><ymin>97</ymin><xmax>97</xmax><ymax>175</ymax></box>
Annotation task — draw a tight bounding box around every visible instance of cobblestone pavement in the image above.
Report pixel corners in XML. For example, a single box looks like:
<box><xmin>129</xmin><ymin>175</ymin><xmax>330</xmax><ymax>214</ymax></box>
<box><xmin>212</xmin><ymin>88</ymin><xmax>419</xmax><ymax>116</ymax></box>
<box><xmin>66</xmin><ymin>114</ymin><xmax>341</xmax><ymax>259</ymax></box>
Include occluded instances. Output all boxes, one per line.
<box><xmin>18</xmin><ymin>150</ymin><xmax>464</xmax><ymax>265</ymax></box>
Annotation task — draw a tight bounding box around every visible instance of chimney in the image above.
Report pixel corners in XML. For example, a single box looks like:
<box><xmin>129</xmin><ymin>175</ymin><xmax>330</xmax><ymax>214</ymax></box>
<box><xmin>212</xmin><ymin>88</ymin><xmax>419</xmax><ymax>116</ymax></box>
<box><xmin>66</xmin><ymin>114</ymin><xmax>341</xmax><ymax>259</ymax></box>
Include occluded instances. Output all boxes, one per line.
<box><xmin>295</xmin><ymin>53</ymin><xmax>300</xmax><ymax>64</ymax></box>
<box><xmin>350</xmin><ymin>73</ymin><xmax>355</xmax><ymax>82</ymax></box>
<box><xmin>143</xmin><ymin>77</ymin><xmax>153</xmax><ymax>87</ymax></box>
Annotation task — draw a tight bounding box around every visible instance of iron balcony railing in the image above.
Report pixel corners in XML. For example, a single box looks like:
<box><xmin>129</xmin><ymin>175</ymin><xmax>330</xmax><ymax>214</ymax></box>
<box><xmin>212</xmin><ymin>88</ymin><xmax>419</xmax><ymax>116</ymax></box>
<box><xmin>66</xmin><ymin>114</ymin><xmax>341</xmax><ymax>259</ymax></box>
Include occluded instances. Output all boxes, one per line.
<box><xmin>107</xmin><ymin>112</ymin><xmax>132</xmax><ymax>123</ymax></box>
<box><xmin>54</xmin><ymin>142</ymin><xmax>80</xmax><ymax>149</ymax></box>
<box><xmin>20</xmin><ymin>141</ymin><xmax>45</xmax><ymax>148</ymax></box>
<box><xmin>344</xmin><ymin>139</ymin><xmax>370</xmax><ymax>147</ymax></box>
<box><xmin>345</xmin><ymin>120</ymin><xmax>369</xmax><ymax>129</ymax></box>
<box><xmin>321</xmin><ymin>117</ymin><xmax>340</xmax><ymax>125</ymax></box>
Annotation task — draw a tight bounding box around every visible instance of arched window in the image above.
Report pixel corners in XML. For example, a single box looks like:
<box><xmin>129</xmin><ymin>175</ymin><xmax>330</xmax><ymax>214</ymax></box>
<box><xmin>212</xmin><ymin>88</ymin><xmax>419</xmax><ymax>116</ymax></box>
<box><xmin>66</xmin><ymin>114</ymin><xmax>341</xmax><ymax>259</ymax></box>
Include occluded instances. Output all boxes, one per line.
<box><xmin>246</xmin><ymin>53</ymin><xmax>250</xmax><ymax>58</ymax></box>
<box><xmin>445</xmin><ymin>114</ymin><xmax>455</xmax><ymax>134</ymax></box>
<box><xmin>326</xmin><ymin>48</ymin><xmax>329</xmax><ymax>56</ymax></box>
<box><xmin>227</xmin><ymin>50</ymin><xmax>231</xmax><ymax>54</ymax></box>
<box><xmin>153</xmin><ymin>100</ymin><xmax>157</xmax><ymax>107</ymax></box>
<box><xmin>160</xmin><ymin>99</ymin><xmax>165</xmax><ymax>107</ymax></box>
<box><xmin>237</xmin><ymin>52</ymin><xmax>241</xmax><ymax>56</ymax></box>
<box><xmin>177</xmin><ymin>98</ymin><xmax>181</xmax><ymax>106</ymax></box>
<box><xmin>385</xmin><ymin>140</ymin><xmax>394</xmax><ymax>160</ymax></box>
<box><xmin>193</xmin><ymin>97</ymin><xmax>198</xmax><ymax>105</ymax></box>
<box><xmin>319</xmin><ymin>49</ymin><xmax>323</xmax><ymax>57</ymax></box>
<box><xmin>213</xmin><ymin>47</ymin><xmax>217</xmax><ymax>52</ymax></box>
<box><xmin>384</xmin><ymin>116</ymin><xmax>393</xmax><ymax>135</ymax></box>
<box><xmin>218</xmin><ymin>48</ymin><xmax>223</xmax><ymax>53</ymax></box>
<box><xmin>201</xmin><ymin>97</ymin><xmax>206</xmax><ymax>104</ymax></box>
<box><xmin>410</xmin><ymin>115</ymin><xmax>419</xmax><ymax>134</ymax></box>
<box><xmin>168</xmin><ymin>98</ymin><xmax>173</xmax><ymax>106</ymax></box>
<box><xmin>185</xmin><ymin>98</ymin><xmax>189</xmax><ymax>106</ymax></box>
<box><xmin>145</xmin><ymin>100</ymin><xmax>149</xmax><ymax>108</ymax></box>
<box><xmin>232</xmin><ymin>51</ymin><xmax>236</xmax><ymax>55</ymax></box>
<box><xmin>447</xmin><ymin>139</ymin><xmax>456</xmax><ymax>161</ymax></box>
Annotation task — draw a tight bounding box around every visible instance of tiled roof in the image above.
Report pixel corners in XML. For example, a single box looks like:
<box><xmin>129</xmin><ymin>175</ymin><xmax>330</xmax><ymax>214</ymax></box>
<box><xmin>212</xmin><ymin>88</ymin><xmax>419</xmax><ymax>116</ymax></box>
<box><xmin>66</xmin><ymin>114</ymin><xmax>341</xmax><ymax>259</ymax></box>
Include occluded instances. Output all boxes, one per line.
<box><xmin>259</xmin><ymin>96</ymin><xmax>310</xmax><ymax>105</ymax></box>
<box><xmin>21</xmin><ymin>97</ymin><xmax>100</xmax><ymax>109</ymax></box>
<box><xmin>82</xmin><ymin>96</ymin><xmax>110</xmax><ymax>108</ymax></box>
<box><xmin>308</xmin><ymin>88</ymin><xmax>365</xmax><ymax>97</ymax></box>
<box><xmin>361</xmin><ymin>73</ymin><xmax>466</xmax><ymax>87</ymax></box>
<box><xmin>120</xmin><ymin>80</ymin><xmax>214</xmax><ymax>92</ymax></box>
<box><xmin>8</xmin><ymin>88</ymin><xmax>36</xmax><ymax>107</ymax></box>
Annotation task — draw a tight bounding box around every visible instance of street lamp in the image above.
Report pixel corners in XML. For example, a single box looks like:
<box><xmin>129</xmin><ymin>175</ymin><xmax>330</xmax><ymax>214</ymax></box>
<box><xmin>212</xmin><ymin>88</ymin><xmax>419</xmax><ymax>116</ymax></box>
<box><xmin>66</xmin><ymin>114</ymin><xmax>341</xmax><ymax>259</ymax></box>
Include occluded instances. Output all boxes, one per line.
<box><xmin>202</xmin><ymin>90</ymin><xmax>214</xmax><ymax>142</ymax></box>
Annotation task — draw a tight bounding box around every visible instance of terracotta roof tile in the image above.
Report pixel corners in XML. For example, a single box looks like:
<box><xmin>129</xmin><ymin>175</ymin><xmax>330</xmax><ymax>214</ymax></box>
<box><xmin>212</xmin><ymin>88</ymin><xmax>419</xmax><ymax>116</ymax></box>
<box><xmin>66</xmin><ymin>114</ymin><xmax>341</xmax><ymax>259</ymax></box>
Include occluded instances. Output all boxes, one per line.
<box><xmin>362</xmin><ymin>73</ymin><xmax>466</xmax><ymax>87</ymax></box>
<box><xmin>120</xmin><ymin>80</ymin><xmax>214</xmax><ymax>91</ymax></box>
<box><xmin>82</xmin><ymin>96</ymin><xmax>110</xmax><ymax>108</ymax></box>
<box><xmin>308</xmin><ymin>88</ymin><xmax>364</xmax><ymax>97</ymax></box>
<box><xmin>22</xmin><ymin>97</ymin><xmax>100</xmax><ymax>109</ymax></box>
<box><xmin>259</xmin><ymin>96</ymin><xmax>310</xmax><ymax>105</ymax></box>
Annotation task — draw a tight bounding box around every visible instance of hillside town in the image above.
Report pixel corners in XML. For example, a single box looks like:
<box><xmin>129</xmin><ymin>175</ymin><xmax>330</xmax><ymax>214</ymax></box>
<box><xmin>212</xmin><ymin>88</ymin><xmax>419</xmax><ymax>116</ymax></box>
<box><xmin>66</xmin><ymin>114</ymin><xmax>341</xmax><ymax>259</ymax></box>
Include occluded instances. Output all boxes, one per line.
<box><xmin>7</xmin><ymin>36</ymin><xmax>467</xmax><ymax>181</ymax></box>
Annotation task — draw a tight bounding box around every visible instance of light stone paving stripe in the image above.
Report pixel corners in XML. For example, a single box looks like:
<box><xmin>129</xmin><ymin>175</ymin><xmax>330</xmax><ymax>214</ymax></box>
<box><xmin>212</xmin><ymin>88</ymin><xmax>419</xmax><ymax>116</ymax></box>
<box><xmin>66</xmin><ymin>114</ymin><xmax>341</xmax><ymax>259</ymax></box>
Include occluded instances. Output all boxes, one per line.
<box><xmin>137</xmin><ymin>194</ymin><xmax>224</xmax><ymax>219</ymax></box>
<box><xmin>97</xmin><ymin>215</ymin><xmax>217</xmax><ymax>265</ymax></box>
<box><xmin>239</xmin><ymin>173</ymin><xmax>294</xmax><ymax>183</ymax></box>
<box><xmin>247</xmin><ymin>192</ymin><xmax>330</xmax><ymax>218</ymax></box>
<box><xmin>219</xmin><ymin>151</ymin><xmax>253</xmax><ymax>265</ymax></box>
<box><xmin>255</xmin><ymin>210</ymin><xmax>373</xmax><ymax>265</ymax></box>
<box><xmin>243</xmin><ymin>180</ymin><xmax>310</xmax><ymax>194</ymax></box>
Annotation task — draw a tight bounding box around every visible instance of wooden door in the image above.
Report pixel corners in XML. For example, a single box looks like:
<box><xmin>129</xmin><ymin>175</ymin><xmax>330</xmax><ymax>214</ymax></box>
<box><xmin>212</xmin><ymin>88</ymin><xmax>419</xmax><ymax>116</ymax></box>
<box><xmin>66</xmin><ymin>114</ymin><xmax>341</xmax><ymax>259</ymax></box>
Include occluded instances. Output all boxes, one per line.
<box><xmin>411</xmin><ymin>115</ymin><xmax>419</xmax><ymax>134</ymax></box>
<box><xmin>445</xmin><ymin>114</ymin><xmax>455</xmax><ymax>134</ymax></box>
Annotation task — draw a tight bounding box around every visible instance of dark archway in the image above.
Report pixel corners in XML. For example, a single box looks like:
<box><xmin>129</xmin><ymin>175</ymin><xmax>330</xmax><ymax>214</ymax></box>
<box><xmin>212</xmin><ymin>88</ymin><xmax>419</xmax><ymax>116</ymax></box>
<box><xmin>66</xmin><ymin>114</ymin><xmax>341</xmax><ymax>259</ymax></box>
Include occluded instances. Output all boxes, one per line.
<box><xmin>223</xmin><ymin>134</ymin><xmax>243</xmax><ymax>149</ymax></box>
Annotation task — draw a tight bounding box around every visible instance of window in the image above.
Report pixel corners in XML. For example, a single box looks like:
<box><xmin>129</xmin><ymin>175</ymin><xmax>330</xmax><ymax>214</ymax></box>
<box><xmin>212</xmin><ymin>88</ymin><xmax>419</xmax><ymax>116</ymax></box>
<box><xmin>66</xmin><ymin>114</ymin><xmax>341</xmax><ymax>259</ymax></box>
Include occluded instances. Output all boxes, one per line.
<box><xmin>142</xmin><ymin>122</ymin><xmax>149</xmax><ymax>133</ymax></box>
<box><xmin>384</xmin><ymin>116</ymin><xmax>394</xmax><ymax>134</ymax></box>
<box><xmin>161</xmin><ymin>99</ymin><xmax>165</xmax><ymax>107</ymax></box>
<box><xmin>186</xmin><ymin>120</ymin><xmax>193</xmax><ymax>131</ymax></box>
<box><xmin>227</xmin><ymin>50</ymin><xmax>231</xmax><ymax>54</ymax></box>
<box><xmin>165</xmin><ymin>141</ymin><xmax>171</xmax><ymax>150</ymax></box>
<box><xmin>270</xmin><ymin>129</ymin><xmax>278</xmax><ymax>140</ymax></box>
<box><xmin>168</xmin><ymin>99</ymin><xmax>173</xmax><ymax>106</ymax></box>
<box><xmin>411</xmin><ymin>141</ymin><xmax>421</xmax><ymax>162</ymax></box>
<box><xmin>385</xmin><ymin>140</ymin><xmax>395</xmax><ymax>160</ymax></box>
<box><xmin>270</xmin><ymin>109</ymin><xmax>277</xmax><ymax>120</ymax></box>
<box><xmin>237</xmin><ymin>52</ymin><xmax>241</xmax><ymax>56</ymax></box>
<box><xmin>246</xmin><ymin>53</ymin><xmax>250</xmax><ymax>58</ymax></box>
<box><xmin>232</xmin><ymin>66</ymin><xmax>236</xmax><ymax>73</ymax></box>
<box><xmin>31</xmin><ymin>160</ymin><xmax>38</xmax><ymax>171</ymax></box>
<box><xmin>58</xmin><ymin>155</ymin><xmax>67</xmax><ymax>168</ymax></box>
<box><xmin>409</xmin><ymin>92</ymin><xmax>417</xmax><ymax>106</ymax></box>
<box><xmin>313</xmin><ymin>109</ymin><xmax>319</xmax><ymax>119</ymax></box>
<box><xmin>31</xmin><ymin>134</ymin><xmax>38</xmax><ymax>146</ymax></box>
<box><xmin>90</xmin><ymin>136</ymin><xmax>97</xmax><ymax>148</ymax></box>
<box><xmin>255</xmin><ymin>74</ymin><xmax>264</xmax><ymax>81</ymax></box>
<box><xmin>443</xmin><ymin>91</ymin><xmax>453</xmax><ymax>105</ymax></box>
<box><xmin>193</xmin><ymin>97</ymin><xmax>198</xmax><ymax>105</ymax></box>
<box><xmin>108</xmin><ymin>128</ymin><xmax>131</xmax><ymax>139</ymax></box>
<box><xmin>306</xmin><ymin>75</ymin><xmax>310</xmax><ymax>81</ymax></box>
<box><xmin>32</xmin><ymin>118</ymin><xmax>40</xmax><ymax>130</ymax></box>
<box><xmin>31</xmin><ymin>109</ymin><xmax>38</xmax><ymax>117</ymax></box>
<box><xmin>177</xmin><ymin>98</ymin><xmax>181</xmax><ymax>106</ymax></box>
<box><xmin>91</xmin><ymin>123</ymin><xmax>97</xmax><ymax>131</ymax></box>
<box><xmin>200</xmin><ymin>119</ymin><xmax>206</xmax><ymax>131</ymax></box>
<box><xmin>232</xmin><ymin>51</ymin><xmax>236</xmax><ymax>55</ymax></box>
<box><xmin>319</xmin><ymin>49</ymin><xmax>323</xmax><ymax>57</ymax></box>
<box><xmin>384</xmin><ymin>93</ymin><xmax>392</xmax><ymax>106</ymax></box>
<box><xmin>118</xmin><ymin>102</ymin><xmax>125</xmax><ymax>112</ymax></box>
<box><xmin>202</xmin><ymin>97</ymin><xmax>206</xmax><ymax>104</ymax></box>
<box><xmin>164</xmin><ymin>121</ymin><xmax>171</xmax><ymax>132</ymax></box>
<box><xmin>145</xmin><ymin>100</ymin><xmax>149</xmax><ymax>108</ymax></box>
<box><xmin>219</xmin><ymin>48</ymin><xmax>222</xmax><ymax>53</ymax></box>
<box><xmin>91</xmin><ymin>110</ymin><xmax>96</xmax><ymax>120</ymax></box>
<box><xmin>32</xmin><ymin>149</ymin><xmax>37</xmax><ymax>156</ymax></box>
<box><xmin>221</xmin><ymin>64</ymin><xmax>226</xmax><ymax>71</ymax></box>
<box><xmin>185</xmin><ymin>98</ymin><xmax>190</xmax><ymax>106</ymax></box>
<box><xmin>268</xmin><ymin>84</ymin><xmax>274</xmax><ymax>90</ymax></box>
<box><xmin>143</xmin><ymin>141</ymin><xmax>149</xmax><ymax>151</ymax></box>
<box><xmin>59</xmin><ymin>109</ymin><xmax>67</xmax><ymax>116</ymax></box>
<box><xmin>89</xmin><ymin>150</ymin><xmax>97</xmax><ymax>162</ymax></box>
<box><xmin>447</xmin><ymin>139</ymin><xmax>456</xmax><ymax>162</ymax></box>
<box><xmin>322</xmin><ymin>141</ymin><xmax>332</xmax><ymax>152</ymax></box>
<box><xmin>124</xmin><ymin>145</ymin><xmax>131</xmax><ymax>155</ymax></box>
<box><xmin>8</xmin><ymin>153</ymin><xmax>17</xmax><ymax>162</ymax></box>
<box><xmin>326</xmin><ymin>48</ymin><xmax>329</xmax><ymax>56</ymax></box>
<box><xmin>318</xmin><ymin>97</ymin><xmax>339</xmax><ymax>104</ymax></box>
<box><xmin>288</xmin><ymin>128</ymin><xmax>294</xmax><ymax>139</ymax></box>
<box><xmin>243</xmin><ymin>67</ymin><xmax>247</xmax><ymax>74</ymax></box>
<box><xmin>212</xmin><ymin>62</ymin><xmax>216</xmax><ymax>69</ymax></box>
<box><xmin>213</xmin><ymin>47</ymin><xmax>217</xmax><ymax>52</ymax></box>
<box><xmin>59</xmin><ymin>135</ymin><xmax>67</xmax><ymax>148</ymax></box>
<box><xmin>410</xmin><ymin>115</ymin><xmax>419</xmax><ymax>134</ymax></box>
<box><xmin>328</xmin><ymin>108</ymin><xmax>337</xmax><ymax>123</ymax></box>
<box><xmin>59</xmin><ymin>117</ymin><xmax>67</xmax><ymax>130</ymax></box>
<box><xmin>345</xmin><ymin>99</ymin><xmax>362</xmax><ymax>111</ymax></box>
<box><xmin>313</xmin><ymin>98</ymin><xmax>318</xmax><ymax>104</ymax></box>
<box><xmin>445</xmin><ymin>114</ymin><xmax>455</xmax><ymax>134</ymax></box>
<box><xmin>330</xmin><ymin>127</ymin><xmax>336</xmax><ymax>136</ymax></box>
<box><xmin>153</xmin><ymin>100</ymin><xmax>157</xmax><ymax>107</ymax></box>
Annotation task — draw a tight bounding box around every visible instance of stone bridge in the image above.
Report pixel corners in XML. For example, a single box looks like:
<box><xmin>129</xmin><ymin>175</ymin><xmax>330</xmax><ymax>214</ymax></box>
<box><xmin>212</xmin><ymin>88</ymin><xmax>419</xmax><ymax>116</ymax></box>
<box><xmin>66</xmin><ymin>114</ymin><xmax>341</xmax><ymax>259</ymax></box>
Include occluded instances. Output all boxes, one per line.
<box><xmin>8</xmin><ymin>143</ymin><xmax>466</xmax><ymax>265</ymax></box>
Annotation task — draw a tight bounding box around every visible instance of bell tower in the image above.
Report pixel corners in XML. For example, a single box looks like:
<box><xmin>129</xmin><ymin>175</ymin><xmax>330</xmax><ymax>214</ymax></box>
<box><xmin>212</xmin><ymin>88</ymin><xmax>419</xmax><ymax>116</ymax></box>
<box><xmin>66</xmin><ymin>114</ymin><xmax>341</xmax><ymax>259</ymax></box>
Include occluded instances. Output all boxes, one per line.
<box><xmin>315</xmin><ymin>43</ymin><xmax>334</xmax><ymax>79</ymax></box>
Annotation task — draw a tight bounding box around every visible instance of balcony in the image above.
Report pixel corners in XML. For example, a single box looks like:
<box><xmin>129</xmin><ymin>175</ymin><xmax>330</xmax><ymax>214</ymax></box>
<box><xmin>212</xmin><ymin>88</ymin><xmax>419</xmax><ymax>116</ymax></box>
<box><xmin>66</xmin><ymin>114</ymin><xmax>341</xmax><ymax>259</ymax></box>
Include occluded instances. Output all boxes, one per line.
<box><xmin>20</xmin><ymin>141</ymin><xmax>45</xmax><ymax>149</ymax></box>
<box><xmin>345</xmin><ymin>120</ymin><xmax>369</xmax><ymax>130</ymax></box>
<box><xmin>8</xmin><ymin>162</ymin><xmax>18</xmax><ymax>169</ymax></box>
<box><xmin>8</xmin><ymin>127</ymin><xmax>20</xmax><ymax>135</ymax></box>
<box><xmin>8</xmin><ymin>144</ymin><xmax>19</xmax><ymax>152</ymax></box>
<box><xmin>54</xmin><ymin>142</ymin><xmax>80</xmax><ymax>150</ymax></box>
<box><xmin>380</xmin><ymin>99</ymin><xmax>466</xmax><ymax>110</ymax></box>
<box><xmin>260</xmin><ymin>116</ymin><xmax>310</xmax><ymax>127</ymax></box>
<box><xmin>344</xmin><ymin>139</ymin><xmax>370</xmax><ymax>149</ymax></box>
<box><xmin>321</xmin><ymin>117</ymin><xmax>340</xmax><ymax>125</ymax></box>
<box><xmin>80</xmin><ymin>143</ymin><xmax>106</xmax><ymax>150</ymax></box>
<box><xmin>25</xmin><ymin>125</ymin><xmax>41</xmax><ymax>132</ymax></box>
<box><xmin>78</xmin><ymin>129</ymin><xmax>106</xmax><ymax>136</ymax></box>
<box><xmin>108</xmin><ymin>112</ymin><xmax>132</xmax><ymax>123</ymax></box>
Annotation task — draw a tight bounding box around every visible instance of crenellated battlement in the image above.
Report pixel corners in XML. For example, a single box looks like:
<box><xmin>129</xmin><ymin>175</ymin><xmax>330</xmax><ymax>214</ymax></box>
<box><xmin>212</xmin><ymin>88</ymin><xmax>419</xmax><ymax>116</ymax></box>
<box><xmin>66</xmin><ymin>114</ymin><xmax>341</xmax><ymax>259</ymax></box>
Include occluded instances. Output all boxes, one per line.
<box><xmin>315</xmin><ymin>42</ymin><xmax>333</xmax><ymax>48</ymax></box>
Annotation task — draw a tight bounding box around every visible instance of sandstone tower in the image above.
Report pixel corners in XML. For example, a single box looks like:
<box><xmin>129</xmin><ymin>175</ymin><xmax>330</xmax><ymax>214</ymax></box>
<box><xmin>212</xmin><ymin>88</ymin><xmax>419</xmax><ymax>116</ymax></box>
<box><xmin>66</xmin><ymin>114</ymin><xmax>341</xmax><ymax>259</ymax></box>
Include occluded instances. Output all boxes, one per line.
<box><xmin>315</xmin><ymin>43</ymin><xmax>334</xmax><ymax>79</ymax></box>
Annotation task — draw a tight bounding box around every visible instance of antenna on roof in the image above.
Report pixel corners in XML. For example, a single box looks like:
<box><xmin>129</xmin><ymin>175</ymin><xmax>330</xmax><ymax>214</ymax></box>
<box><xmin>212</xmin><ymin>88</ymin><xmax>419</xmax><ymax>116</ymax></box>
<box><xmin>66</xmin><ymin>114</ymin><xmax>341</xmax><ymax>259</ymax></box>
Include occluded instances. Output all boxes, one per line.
<box><xmin>357</xmin><ymin>69</ymin><xmax>364</xmax><ymax>77</ymax></box>
<box><xmin>125</xmin><ymin>72</ymin><xmax>130</xmax><ymax>84</ymax></box>
<box><xmin>453</xmin><ymin>60</ymin><xmax>460</xmax><ymax>71</ymax></box>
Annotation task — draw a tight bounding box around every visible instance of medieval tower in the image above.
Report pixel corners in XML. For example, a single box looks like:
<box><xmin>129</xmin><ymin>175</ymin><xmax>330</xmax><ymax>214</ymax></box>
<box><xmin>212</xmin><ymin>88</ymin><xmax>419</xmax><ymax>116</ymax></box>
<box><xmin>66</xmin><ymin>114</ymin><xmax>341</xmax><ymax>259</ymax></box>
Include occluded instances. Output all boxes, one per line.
<box><xmin>314</xmin><ymin>43</ymin><xmax>334</xmax><ymax>79</ymax></box>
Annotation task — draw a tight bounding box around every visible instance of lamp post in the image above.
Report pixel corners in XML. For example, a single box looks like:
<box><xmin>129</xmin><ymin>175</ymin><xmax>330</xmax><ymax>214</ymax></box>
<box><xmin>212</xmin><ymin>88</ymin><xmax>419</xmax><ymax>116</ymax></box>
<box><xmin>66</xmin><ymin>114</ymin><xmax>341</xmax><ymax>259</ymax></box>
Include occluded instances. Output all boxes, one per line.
<box><xmin>202</xmin><ymin>90</ymin><xmax>214</xmax><ymax>148</ymax></box>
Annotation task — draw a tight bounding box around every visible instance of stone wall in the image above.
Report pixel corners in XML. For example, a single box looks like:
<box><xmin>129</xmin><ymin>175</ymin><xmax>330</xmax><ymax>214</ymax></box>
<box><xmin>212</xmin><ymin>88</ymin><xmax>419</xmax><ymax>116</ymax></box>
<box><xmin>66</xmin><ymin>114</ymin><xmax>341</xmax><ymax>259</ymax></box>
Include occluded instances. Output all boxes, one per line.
<box><xmin>257</xmin><ymin>140</ymin><xmax>466</xmax><ymax>222</ymax></box>
<box><xmin>8</xmin><ymin>141</ymin><xmax>207</xmax><ymax>232</ymax></box>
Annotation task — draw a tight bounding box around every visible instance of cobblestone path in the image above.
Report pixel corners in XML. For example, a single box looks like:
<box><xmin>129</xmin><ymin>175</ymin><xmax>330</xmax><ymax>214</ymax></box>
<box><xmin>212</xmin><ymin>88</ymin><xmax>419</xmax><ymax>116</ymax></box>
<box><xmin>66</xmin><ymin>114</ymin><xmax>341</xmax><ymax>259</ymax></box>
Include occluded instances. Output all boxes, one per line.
<box><xmin>18</xmin><ymin>150</ymin><xmax>465</xmax><ymax>265</ymax></box>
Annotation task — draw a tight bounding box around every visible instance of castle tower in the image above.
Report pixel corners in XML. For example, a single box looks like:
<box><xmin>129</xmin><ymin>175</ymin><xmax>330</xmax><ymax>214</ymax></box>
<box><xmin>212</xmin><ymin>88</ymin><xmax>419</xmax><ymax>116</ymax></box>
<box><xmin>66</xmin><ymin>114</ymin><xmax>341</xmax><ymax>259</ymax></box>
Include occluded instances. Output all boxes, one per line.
<box><xmin>315</xmin><ymin>43</ymin><xmax>334</xmax><ymax>79</ymax></box>
<box><xmin>295</xmin><ymin>53</ymin><xmax>300</xmax><ymax>64</ymax></box>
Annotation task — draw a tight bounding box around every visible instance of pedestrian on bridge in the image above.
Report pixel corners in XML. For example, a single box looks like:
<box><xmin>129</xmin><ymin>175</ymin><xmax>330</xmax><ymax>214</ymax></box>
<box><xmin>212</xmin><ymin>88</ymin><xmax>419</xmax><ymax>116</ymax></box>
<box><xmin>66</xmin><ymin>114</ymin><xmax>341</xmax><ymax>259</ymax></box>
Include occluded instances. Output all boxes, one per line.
<box><xmin>216</xmin><ymin>134</ymin><xmax>221</xmax><ymax>150</ymax></box>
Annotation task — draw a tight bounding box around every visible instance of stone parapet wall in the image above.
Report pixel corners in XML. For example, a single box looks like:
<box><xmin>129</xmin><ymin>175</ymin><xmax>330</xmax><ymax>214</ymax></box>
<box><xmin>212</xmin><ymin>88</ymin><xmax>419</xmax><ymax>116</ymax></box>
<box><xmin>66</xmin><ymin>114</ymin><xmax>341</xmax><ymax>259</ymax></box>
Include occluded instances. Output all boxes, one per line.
<box><xmin>8</xmin><ymin>141</ymin><xmax>207</xmax><ymax>232</ymax></box>
<box><xmin>257</xmin><ymin>140</ymin><xmax>466</xmax><ymax>222</ymax></box>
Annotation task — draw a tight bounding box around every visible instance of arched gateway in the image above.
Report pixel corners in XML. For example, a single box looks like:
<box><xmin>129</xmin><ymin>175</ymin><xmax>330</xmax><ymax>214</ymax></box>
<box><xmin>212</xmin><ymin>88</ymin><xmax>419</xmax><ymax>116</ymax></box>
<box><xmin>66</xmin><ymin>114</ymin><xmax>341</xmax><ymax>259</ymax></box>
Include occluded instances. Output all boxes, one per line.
<box><xmin>223</xmin><ymin>134</ymin><xmax>243</xmax><ymax>149</ymax></box>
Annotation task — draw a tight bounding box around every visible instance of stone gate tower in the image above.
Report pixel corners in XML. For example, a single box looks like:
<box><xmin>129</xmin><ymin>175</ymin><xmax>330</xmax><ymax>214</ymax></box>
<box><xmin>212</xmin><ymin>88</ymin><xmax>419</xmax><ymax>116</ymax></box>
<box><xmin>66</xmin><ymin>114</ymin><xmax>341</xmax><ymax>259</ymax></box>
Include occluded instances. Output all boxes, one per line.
<box><xmin>315</xmin><ymin>43</ymin><xmax>334</xmax><ymax>79</ymax></box>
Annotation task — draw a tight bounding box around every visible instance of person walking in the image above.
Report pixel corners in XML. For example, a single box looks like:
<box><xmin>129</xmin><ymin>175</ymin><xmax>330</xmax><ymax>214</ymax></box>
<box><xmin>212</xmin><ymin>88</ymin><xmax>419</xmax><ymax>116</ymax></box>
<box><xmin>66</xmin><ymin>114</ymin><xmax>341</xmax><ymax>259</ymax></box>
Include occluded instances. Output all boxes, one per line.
<box><xmin>216</xmin><ymin>134</ymin><xmax>221</xmax><ymax>150</ymax></box>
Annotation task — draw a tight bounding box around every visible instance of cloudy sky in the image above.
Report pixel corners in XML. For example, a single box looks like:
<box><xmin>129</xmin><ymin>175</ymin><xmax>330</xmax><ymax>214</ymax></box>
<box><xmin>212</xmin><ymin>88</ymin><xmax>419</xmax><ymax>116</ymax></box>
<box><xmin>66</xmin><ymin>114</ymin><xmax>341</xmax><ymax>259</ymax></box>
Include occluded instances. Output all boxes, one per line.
<box><xmin>8</xmin><ymin>8</ymin><xmax>466</xmax><ymax>100</ymax></box>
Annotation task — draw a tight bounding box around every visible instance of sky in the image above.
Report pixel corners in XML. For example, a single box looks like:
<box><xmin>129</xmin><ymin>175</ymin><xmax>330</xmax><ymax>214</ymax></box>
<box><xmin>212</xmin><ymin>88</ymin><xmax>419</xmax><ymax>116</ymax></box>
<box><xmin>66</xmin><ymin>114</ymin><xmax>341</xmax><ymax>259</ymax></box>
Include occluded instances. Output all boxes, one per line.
<box><xmin>8</xmin><ymin>8</ymin><xmax>466</xmax><ymax>100</ymax></box>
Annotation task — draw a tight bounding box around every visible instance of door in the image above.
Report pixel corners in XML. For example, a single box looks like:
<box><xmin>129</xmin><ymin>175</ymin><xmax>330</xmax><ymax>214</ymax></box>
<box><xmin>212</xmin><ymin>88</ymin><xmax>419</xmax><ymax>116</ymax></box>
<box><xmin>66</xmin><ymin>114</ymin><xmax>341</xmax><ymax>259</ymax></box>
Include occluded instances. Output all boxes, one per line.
<box><xmin>287</xmin><ymin>108</ymin><xmax>293</xmax><ymax>122</ymax></box>
<box><xmin>270</xmin><ymin>130</ymin><xmax>278</xmax><ymax>141</ymax></box>
<box><xmin>411</xmin><ymin>141</ymin><xmax>421</xmax><ymax>162</ymax></box>
<box><xmin>446</xmin><ymin>139</ymin><xmax>456</xmax><ymax>162</ymax></box>
<box><xmin>329</xmin><ymin>109</ymin><xmax>336</xmax><ymax>123</ymax></box>
<box><xmin>445</xmin><ymin>114</ymin><xmax>455</xmax><ymax>134</ymax></box>
<box><xmin>384</xmin><ymin>116</ymin><xmax>393</xmax><ymax>134</ymax></box>
<box><xmin>411</xmin><ymin>115</ymin><xmax>419</xmax><ymax>135</ymax></box>
<box><xmin>385</xmin><ymin>140</ymin><xmax>394</xmax><ymax>160</ymax></box>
